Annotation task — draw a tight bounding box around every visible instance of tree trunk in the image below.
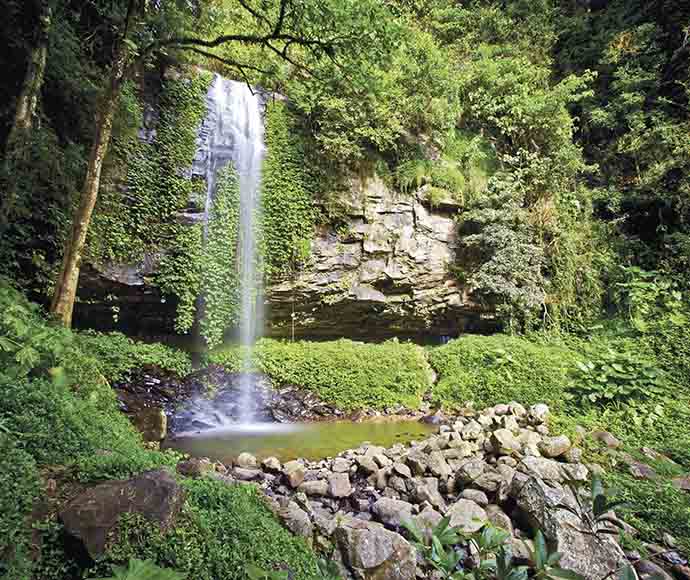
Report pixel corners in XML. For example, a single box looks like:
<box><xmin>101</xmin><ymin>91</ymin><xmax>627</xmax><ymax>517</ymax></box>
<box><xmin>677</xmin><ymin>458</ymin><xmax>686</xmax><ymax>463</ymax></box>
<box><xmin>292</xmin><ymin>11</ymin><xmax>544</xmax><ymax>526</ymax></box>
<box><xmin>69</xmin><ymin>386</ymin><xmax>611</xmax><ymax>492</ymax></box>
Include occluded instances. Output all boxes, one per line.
<box><xmin>50</xmin><ymin>46</ymin><xmax>128</xmax><ymax>326</ymax></box>
<box><xmin>6</xmin><ymin>3</ymin><xmax>50</xmax><ymax>147</ymax></box>
<box><xmin>0</xmin><ymin>2</ymin><xmax>51</xmax><ymax>232</ymax></box>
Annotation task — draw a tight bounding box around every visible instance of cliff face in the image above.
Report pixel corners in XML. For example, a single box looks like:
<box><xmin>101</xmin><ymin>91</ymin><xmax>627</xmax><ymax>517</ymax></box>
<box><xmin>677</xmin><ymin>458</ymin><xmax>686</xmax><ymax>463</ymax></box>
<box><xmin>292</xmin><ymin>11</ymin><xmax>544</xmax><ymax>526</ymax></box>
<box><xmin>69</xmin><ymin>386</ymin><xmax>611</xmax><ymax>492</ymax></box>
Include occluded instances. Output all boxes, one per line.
<box><xmin>75</xmin><ymin>173</ymin><xmax>492</xmax><ymax>339</ymax></box>
<box><xmin>266</xmin><ymin>175</ymin><xmax>491</xmax><ymax>339</ymax></box>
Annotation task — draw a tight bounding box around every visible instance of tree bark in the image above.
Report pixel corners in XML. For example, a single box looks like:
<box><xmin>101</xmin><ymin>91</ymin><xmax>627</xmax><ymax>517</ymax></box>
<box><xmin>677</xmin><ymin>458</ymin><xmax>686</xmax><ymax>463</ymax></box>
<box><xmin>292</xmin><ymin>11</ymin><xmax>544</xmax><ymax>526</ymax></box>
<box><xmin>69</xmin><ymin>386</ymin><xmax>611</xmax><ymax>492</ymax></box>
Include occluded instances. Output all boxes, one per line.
<box><xmin>0</xmin><ymin>2</ymin><xmax>51</xmax><ymax>232</ymax></box>
<box><xmin>49</xmin><ymin>46</ymin><xmax>128</xmax><ymax>326</ymax></box>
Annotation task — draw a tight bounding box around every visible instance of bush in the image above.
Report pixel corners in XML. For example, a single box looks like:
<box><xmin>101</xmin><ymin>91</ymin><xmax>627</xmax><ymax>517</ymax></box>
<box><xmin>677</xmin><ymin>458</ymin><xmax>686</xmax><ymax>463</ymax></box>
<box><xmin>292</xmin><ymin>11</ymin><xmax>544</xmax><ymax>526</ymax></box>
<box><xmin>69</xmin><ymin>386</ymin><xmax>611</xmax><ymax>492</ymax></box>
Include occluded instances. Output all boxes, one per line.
<box><xmin>76</xmin><ymin>330</ymin><xmax>192</xmax><ymax>381</ymax></box>
<box><xmin>429</xmin><ymin>334</ymin><xmax>576</xmax><ymax>409</ymax></box>
<box><xmin>0</xmin><ymin>436</ymin><xmax>41</xmax><ymax>580</ymax></box>
<box><xmin>90</xmin><ymin>479</ymin><xmax>318</xmax><ymax>580</ymax></box>
<box><xmin>209</xmin><ymin>338</ymin><xmax>431</xmax><ymax>411</ymax></box>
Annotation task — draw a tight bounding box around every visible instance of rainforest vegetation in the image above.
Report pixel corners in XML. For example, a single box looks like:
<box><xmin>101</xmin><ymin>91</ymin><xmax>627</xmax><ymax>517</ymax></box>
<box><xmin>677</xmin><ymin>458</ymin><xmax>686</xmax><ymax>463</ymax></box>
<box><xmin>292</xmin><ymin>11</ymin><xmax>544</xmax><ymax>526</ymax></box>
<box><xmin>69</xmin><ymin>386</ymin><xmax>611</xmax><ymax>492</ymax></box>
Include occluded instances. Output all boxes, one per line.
<box><xmin>1</xmin><ymin>0</ymin><xmax>689</xmax><ymax>579</ymax></box>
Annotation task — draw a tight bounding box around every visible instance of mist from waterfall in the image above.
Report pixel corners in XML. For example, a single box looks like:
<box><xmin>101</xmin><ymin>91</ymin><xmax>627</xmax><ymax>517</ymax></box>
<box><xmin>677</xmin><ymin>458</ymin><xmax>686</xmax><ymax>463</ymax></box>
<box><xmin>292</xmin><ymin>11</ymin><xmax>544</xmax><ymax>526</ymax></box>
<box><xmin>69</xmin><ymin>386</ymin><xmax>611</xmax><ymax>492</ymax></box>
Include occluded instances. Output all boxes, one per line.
<box><xmin>203</xmin><ymin>74</ymin><xmax>266</xmax><ymax>424</ymax></box>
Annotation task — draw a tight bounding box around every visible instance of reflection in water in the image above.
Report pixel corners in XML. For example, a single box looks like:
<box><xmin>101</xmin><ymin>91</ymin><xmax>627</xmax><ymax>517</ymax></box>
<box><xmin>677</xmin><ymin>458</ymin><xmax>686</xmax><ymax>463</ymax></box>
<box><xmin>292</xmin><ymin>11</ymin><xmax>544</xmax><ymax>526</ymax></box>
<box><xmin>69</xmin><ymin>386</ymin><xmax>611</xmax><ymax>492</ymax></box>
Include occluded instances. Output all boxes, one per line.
<box><xmin>165</xmin><ymin>420</ymin><xmax>434</xmax><ymax>463</ymax></box>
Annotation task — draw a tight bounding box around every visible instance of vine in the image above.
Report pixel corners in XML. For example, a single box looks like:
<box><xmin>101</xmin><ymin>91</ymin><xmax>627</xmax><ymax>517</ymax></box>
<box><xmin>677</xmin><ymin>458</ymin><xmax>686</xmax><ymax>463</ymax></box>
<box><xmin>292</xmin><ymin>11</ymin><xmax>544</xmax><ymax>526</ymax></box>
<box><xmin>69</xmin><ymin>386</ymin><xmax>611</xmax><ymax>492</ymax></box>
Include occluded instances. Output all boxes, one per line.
<box><xmin>260</xmin><ymin>100</ymin><xmax>317</xmax><ymax>277</ymax></box>
<box><xmin>199</xmin><ymin>167</ymin><xmax>241</xmax><ymax>348</ymax></box>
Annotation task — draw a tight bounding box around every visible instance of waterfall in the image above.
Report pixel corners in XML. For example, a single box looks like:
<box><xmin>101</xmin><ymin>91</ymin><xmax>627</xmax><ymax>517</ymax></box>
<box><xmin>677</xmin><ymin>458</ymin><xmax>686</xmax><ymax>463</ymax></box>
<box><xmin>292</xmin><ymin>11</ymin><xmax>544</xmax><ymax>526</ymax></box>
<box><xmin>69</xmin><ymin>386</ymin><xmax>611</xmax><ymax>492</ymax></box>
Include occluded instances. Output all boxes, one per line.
<box><xmin>197</xmin><ymin>74</ymin><xmax>266</xmax><ymax>424</ymax></box>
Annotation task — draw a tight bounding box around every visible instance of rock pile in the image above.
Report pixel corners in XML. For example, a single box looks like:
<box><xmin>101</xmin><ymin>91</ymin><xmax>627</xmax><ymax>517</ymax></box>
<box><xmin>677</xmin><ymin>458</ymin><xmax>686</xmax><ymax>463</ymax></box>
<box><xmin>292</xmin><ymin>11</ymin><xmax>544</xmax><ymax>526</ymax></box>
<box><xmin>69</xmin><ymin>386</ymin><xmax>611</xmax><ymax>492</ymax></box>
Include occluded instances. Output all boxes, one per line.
<box><xmin>194</xmin><ymin>403</ymin><xmax>630</xmax><ymax>580</ymax></box>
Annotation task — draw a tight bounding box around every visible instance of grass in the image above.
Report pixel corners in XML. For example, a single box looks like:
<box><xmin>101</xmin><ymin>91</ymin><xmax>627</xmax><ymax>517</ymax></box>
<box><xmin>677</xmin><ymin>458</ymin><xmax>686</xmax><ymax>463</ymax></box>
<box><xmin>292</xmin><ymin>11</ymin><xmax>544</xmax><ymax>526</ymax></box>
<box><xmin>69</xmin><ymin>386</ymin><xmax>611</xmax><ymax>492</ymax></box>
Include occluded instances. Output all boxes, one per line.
<box><xmin>210</xmin><ymin>337</ymin><xmax>432</xmax><ymax>411</ymax></box>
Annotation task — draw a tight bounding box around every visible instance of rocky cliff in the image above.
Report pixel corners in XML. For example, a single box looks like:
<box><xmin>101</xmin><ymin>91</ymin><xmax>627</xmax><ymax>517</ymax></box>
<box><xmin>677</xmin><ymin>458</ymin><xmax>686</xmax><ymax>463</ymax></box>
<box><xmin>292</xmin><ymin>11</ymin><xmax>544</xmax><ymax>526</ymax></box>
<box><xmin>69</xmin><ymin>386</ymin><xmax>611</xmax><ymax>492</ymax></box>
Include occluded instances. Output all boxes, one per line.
<box><xmin>74</xmin><ymin>173</ymin><xmax>493</xmax><ymax>339</ymax></box>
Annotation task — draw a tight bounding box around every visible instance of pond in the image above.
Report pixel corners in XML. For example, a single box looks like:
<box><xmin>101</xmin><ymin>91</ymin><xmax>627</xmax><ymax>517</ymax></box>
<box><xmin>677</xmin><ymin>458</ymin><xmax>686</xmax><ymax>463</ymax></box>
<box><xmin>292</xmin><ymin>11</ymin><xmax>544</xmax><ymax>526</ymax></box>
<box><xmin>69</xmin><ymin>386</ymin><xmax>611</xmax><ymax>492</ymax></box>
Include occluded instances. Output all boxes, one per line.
<box><xmin>164</xmin><ymin>419</ymin><xmax>435</xmax><ymax>463</ymax></box>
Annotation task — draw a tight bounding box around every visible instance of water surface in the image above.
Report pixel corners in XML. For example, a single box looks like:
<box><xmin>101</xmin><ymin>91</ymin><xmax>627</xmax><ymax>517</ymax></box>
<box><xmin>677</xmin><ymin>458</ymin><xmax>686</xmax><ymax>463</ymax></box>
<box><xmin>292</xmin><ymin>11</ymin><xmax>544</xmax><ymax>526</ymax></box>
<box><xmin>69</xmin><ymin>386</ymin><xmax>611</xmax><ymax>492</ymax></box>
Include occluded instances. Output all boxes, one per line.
<box><xmin>165</xmin><ymin>420</ymin><xmax>434</xmax><ymax>463</ymax></box>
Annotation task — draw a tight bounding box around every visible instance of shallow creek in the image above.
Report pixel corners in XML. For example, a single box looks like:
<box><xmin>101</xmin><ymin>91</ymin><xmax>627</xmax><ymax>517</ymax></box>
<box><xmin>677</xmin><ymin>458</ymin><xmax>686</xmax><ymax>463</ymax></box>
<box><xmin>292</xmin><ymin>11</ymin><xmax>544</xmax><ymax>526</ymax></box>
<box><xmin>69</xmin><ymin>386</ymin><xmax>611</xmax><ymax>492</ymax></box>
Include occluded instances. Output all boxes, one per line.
<box><xmin>164</xmin><ymin>420</ymin><xmax>434</xmax><ymax>463</ymax></box>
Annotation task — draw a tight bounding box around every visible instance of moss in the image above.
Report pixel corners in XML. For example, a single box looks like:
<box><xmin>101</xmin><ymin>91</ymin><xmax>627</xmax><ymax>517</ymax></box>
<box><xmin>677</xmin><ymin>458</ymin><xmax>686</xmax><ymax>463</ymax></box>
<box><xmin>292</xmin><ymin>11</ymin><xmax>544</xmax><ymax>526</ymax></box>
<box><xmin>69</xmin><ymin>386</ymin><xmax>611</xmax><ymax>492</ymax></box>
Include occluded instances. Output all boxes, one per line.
<box><xmin>210</xmin><ymin>338</ymin><xmax>432</xmax><ymax>411</ymax></box>
<box><xmin>429</xmin><ymin>334</ymin><xmax>576</xmax><ymax>409</ymax></box>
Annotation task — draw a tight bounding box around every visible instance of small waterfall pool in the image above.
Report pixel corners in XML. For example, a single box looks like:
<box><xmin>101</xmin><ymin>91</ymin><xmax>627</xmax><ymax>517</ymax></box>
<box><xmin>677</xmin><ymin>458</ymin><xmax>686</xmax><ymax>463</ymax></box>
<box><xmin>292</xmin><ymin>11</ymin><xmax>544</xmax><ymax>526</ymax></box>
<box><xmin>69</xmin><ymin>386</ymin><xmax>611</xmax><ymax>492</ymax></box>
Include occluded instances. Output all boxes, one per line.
<box><xmin>164</xmin><ymin>420</ymin><xmax>434</xmax><ymax>463</ymax></box>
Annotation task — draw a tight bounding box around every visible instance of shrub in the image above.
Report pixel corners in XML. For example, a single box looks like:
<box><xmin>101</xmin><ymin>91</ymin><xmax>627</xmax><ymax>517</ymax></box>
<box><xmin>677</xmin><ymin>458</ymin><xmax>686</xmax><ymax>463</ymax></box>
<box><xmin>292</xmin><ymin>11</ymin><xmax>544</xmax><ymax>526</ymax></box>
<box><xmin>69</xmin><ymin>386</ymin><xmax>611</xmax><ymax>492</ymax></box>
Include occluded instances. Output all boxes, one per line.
<box><xmin>91</xmin><ymin>479</ymin><xmax>318</xmax><ymax>580</ymax></box>
<box><xmin>76</xmin><ymin>330</ymin><xmax>192</xmax><ymax>381</ymax></box>
<box><xmin>210</xmin><ymin>338</ymin><xmax>431</xmax><ymax>411</ymax></box>
<box><xmin>429</xmin><ymin>334</ymin><xmax>576</xmax><ymax>409</ymax></box>
<box><xmin>566</xmin><ymin>348</ymin><xmax>667</xmax><ymax>406</ymax></box>
<box><xmin>0</xmin><ymin>436</ymin><xmax>41</xmax><ymax>580</ymax></box>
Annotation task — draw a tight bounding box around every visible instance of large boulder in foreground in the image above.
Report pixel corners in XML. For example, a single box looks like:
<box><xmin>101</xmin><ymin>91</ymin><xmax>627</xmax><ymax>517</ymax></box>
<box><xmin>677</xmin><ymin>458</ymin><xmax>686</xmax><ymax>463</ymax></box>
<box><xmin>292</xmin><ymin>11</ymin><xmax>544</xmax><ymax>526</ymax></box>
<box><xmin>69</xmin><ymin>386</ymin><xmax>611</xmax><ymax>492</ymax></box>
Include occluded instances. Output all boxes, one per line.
<box><xmin>334</xmin><ymin>517</ymin><xmax>416</xmax><ymax>580</ymax></box>
<box><xmin>60</xmin><ymin>469</ymin><xmax>184</xmax><ymax>558</ymax></box>
<box><xmin>512</xmin><ymin>475</ymin><xmax>627</xmax><ymax>580</ymax></box>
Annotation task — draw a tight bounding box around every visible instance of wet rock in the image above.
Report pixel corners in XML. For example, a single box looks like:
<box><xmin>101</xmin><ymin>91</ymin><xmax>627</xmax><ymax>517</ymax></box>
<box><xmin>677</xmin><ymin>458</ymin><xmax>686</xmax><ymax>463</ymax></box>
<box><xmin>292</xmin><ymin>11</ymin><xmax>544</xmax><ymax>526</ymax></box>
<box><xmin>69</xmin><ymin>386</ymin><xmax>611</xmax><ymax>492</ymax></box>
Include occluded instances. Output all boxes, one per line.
<box><xmin>59</xmin><ymin>469</ymin><xmax>183</xmax><ymax>558</ymax></box>
<box><xmin>372</xmin><ymin>498</ymin><xmax>414</xmax><ymax>528</ymax></box>
<box><xmin>446</xmin><ymin>499</ymin><xmax>488</xmax><ymax>533</ymax></box>
<box><xmin>329</xmin><ymin>473</ymin><xmax>353</xmax><ymax>498</ymax></box>
<box><xmin>334</xmin><ymin>518</ymin><xmax>416</xmax><ymax>580</ymax></box>
<box><xmin>538</xmin><ymin>435</ymin><xmax>571</xmax><ymax>458</ymax></box>
<box><xmin>236</xmin><ymin>452</ymin><xmax>258</xmax><ymax>469</ymax></box>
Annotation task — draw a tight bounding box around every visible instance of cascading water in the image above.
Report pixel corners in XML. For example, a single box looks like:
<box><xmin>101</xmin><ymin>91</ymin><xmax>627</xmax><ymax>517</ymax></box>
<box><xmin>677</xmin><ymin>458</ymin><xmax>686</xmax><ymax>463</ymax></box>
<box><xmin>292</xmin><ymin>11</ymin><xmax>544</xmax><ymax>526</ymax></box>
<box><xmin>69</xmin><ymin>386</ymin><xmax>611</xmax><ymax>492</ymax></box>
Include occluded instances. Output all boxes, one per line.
<box><xmin>190</xmin><ymin>74</ymin><xmax>268</xmax><ymax>426</ymax></box>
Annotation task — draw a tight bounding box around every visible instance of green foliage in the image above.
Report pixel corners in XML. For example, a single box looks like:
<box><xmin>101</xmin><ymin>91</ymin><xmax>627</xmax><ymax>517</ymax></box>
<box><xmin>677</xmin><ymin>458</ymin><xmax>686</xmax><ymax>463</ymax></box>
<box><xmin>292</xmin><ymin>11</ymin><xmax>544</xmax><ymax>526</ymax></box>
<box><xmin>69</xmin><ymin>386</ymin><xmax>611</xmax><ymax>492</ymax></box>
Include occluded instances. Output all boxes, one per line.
<box><xmin>261</xmin><ymin>101</ymin><xmax>317</xmax><ymax>276</ymax></box>
<box><xmin>403</xmin><ymin>517</ymin><xmax>580</xmax><ymax>580</ymax></box>
<box><xmin>0</xmin><ymin>436</ymin><xmax>41</xmax><ymax>580</ymax></box>
<box><xmin>94</xmin><ymin>559</ymin><xmax>185</xmax><ymax>580</ymax></box>
<box><xmin>199</xmin><ymin>167</ymin><xmax>241</xmax><ymax>348</ymax></box>
<box><xmin>429</xmin><ymin>334</ymin><xmax>575</xmax><ymax>409</ymax></box>
<box><xmin>94</xmin><ymin>72</ymin><xmax>212</xmax><ymax>334</ymax></box>
<box><xmin>210</xmin><ymin>338</ymin><xmax>431</xmax><ymax>411</ymax></box>
<box><xmin>95</xmin><ymin>479</ymin><xmax>318</xmax><ymax>580</ymax></box>
<box><xmin>567</xmin><ymin>348</ymin><xmax>667</xmax><ymax>406</ymax></box>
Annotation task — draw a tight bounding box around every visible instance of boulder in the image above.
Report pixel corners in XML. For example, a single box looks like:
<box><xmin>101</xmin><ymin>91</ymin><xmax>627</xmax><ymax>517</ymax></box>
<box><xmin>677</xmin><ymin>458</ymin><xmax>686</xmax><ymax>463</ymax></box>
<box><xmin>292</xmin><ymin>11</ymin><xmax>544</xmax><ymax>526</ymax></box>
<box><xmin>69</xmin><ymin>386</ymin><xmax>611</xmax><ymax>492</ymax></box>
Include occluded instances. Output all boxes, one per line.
<box><xmin>459</xmin><ymin>489</ymin><xmax>489</xmax><ymax>507</ymax></box>
<box><xmin>528</xmin><ymin>404</ymin><xmax>550</xmax><ymax>424</ymax></box>
<box><xmin>413</xmin><ymin>477</ymin><xmax>447</xmax><ymax>511</ymax></box>
<box><xmin>176</xmin><ymin>458</ymin><xmax>214</xmax><ymax>478</ymax></box>
<box><xmin>372</xmin><ymin>498</ymin><xmax>415</xmax><ymax>528</ymax></box>
<box><xmin>283</xmin><ymin>460</ymin><xmax>306</xmax><ymax>488</ymax></box>
<box><xmin>591</xmin><ymin>430</ymin><xmax>622</xmax><ymax>449</ymax></box>
<box><xmin>492</xmin><ymin>429</ymin><xmax>522</xmax><ymax>455</ymax></box>
<box><xmin>446</xmin><ymin>499</ymin><xmax>488</xmax><ymax>533</ymax></box>
<box><xmin>406</xmin><ymin>449</ymin><xmax>429</xmax><ymax>476</ymax></box>
<box><xmin>335</xmin><ymin>518</ymin><xmax>417</xmax><ymax>580</ymax></box>
<box><xmin>393</xmin><ymin>463</ymin><xmax>412</xmax><ymax>479</ymax></box>
<box><xmin>233</xmin><ymin>467</ymin><xmax>263</xmax><ymax>481</ymax></box>
<box><xmin>236</xmin><ymin>452</ymin><xmax>258</xmax><ymax>469</ymax></box>
<box><xmin>278</xmin><ymin>501</ymin><xmax>314</xmax><ymax>539</ymax></box>
<box><xmin>412</xmin><ymin>506</ymin><xmax>443</xmax><ymax>541</ymax></box>
<box><xmin>456</xmin><ymin>459</ymin><xmax>486</xmax><ymax>483</ymax></box>
<box><xmin>333</xmin><ymin>458</ymin><xmax>351</xmax><ymax>473</ymax></box>
<box><xmin>357</xmin><ymin>456</ymin><xmax>380</xmax><ymax>476</ymax></box>
<box><xmin>131</xmin><ymin>408</ymin><xmax>167</xmax><ymax>442</ymax></box>
<box><xmin>635</xmin><ymin>560</ymin><xmax>674</xmax><ymax>580</ymax></box>
<box><xmin>538</xmin><ymin>435</ymin><xmax>571</xmax><ymax>458</ymax></box>
<box><xmin>461</xmin><ymin>421</ymin><xmax>483</xmax><ymax>440</ymax></box>
<box><xmin>59</xmin><ymin>469</ymin><xmax>183</xmax><ymax>558</ymax></box>
<box><xmin>518</xmin><ymin>456</ymin><xmax>563</xmax><ymax>482</ymax></box>
<box><xmin>428</xmin><ymin>451</ymin><xmax>451</xmax><ymax>478</ymax></box>
<box><xmin>299</xmin><ymin>480</ymin><xmax>329</xmax><ymax>497</ymax></box>
<box><xmin>672</xmin><ymin>476</ymin><xmax>690</xmax><ymax>492</ymax></box>
<box><xmin>485</xmin><ymin>504</ymin><xmax>513</xmax><ymax>535</ymax></box>
<box><xmin>262</xmin><ymin>456</ymin><xmax>282</xmax><ymax>472</ymax></box>
<box><xmin>513</xmin><ymin>476</ymin><xmax>627</xmax><ymax>580</ymax></box>
<box><xmin>328</xmin><ymin>472</ymin><xmax>353</xmax><ymax>498</ymax></box>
